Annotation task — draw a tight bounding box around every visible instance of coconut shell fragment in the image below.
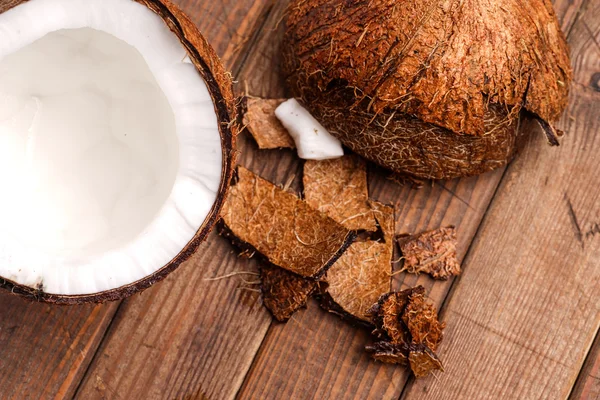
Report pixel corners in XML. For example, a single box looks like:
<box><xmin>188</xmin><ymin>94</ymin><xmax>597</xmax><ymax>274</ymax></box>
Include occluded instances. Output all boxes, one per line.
<box><xmin>303</xmin><ymin>155</ymin><xmax>376</xmax><ymax>231</ymax></box>
<box><xmin>243</xmin><ymin>98</ymin><xmax>295</xmax><ymax>149</ymax></box>
<box><xmin>408</xmin><ymin>344</ymin><xmax>444</xmax><ymax>378</ymax></box>
<box><xmin>314</xmin><ymin>197</ymin><xmax>394</xmax><ymax>323</ymax></box>
<box><xmin>366</xmin><ymin>341</ymin><xmax>409</xmax><ymax>365</ymax></box>
<box><xmin>260</xmin><ymin>264</ymin><xmax>318</xmax><ymax>322</ymax></box>
<box><xmin>366</xmin><ymin>286</ymin><xmax>445</xmax><ymax>377</ymax></box>
<box><xmin>219</xmin><ymin>167</ymin><xmax>355</xmax><ymax>278</ymax></box>
<box><xmin>318</xmin><ymin>239</ymin><xmax>392</xmax><ymax>324</ymax></box>
<box><xmin>398</xmin><ymin>227</ymin><xmax>461</xmax><ymax>280</ymax></box>
<box><xmin>282</xmin><ymin>0</ymin><xmax>572</xmax><ymax>179</ymax></box>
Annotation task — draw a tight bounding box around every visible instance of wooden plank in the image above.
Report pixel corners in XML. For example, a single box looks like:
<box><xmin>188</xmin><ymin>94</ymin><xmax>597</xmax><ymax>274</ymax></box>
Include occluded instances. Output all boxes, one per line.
<box><xmin>402</xmin><ymin>1</ymin><xmax>600</xmax><ymax>398</ymax></box>
<box><xmin>571</xmin><ymin>332</ymin><xmax>600</xmax><ymax>399</ymax></box>
<box><xmin>0</xmin><ymin>1</ymin><xmax>272</xmax><ymax>399</ymax></box>
<box><xmin>0</xmin><ymin>296</ymin><xmax>118</xmax><ymax>400</ymax></box>
<box><xmin>236</xmin><ymin>1</ymin><xmax>584</xmax><ymax>399</ymax></box>
<box><xmin>72</xmin><ymin>1</ymin><xmax>281</xmax><ymax>400</ymax></box>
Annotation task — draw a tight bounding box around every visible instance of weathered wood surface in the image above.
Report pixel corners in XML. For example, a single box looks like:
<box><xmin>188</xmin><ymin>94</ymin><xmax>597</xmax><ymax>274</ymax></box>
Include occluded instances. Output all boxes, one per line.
<box><xmin>571</xmin><ymin>332</ymin><xmax>600</xmax><ymax>399</ymax></box>
<box><xmin>1</xmin><ymin>0</ymin><xmax>598</xmax><ymax>399</ymax></box>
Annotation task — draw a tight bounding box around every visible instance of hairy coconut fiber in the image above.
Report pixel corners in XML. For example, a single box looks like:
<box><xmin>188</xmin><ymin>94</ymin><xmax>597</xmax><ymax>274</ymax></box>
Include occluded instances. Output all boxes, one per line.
<box><xmin>366</xmin><ymin>286</ymin><xmax>446</xmax><ymax>376</ymax></box>
<box><xmin>398</xmin><ymin>226</ymin><xmax>461</xmax><ymax>280</ymax></box>
<box><xmin>219</xmin><ymin>167</ymin><xmax>355</xmax><ymax>278</ymax></box>
<box><xmin>282</xmin><ymin>0</ymin><xmax>572</xmax><ymax>179</ymax></box>
<box><xmin>318</xmin><ymin>236</ymin><xmax>393</xmax><ymax>324</ymax></box>
<box><xmin>260</xmin><ymin>264</ymin><xmax>318</xmax><ymax>322</ymax></box>
<box><xmin>243</xmin><ymin>98</ymin><xmax>295</xmax><ymax>149</ymax></box>
<box><xmin>303</xmin><ymin>155</ymin><xmax>376</xmax><ymax>232</ymax></box>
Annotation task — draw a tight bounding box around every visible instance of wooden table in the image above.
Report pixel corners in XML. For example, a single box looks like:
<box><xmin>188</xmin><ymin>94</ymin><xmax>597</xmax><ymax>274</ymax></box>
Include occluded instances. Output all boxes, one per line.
<box><xmin>0</xmin><ymin>0</ymin><xmax>599</xmax><ymax>399</ymax></box>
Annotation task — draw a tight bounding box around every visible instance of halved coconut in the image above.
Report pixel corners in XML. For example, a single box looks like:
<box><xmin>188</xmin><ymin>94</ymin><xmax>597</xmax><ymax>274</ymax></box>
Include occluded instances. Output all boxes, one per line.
<box><xmin>0</xmin><ymin>0</ymin><xmax>237</xmax><ymax>303</ymax></box>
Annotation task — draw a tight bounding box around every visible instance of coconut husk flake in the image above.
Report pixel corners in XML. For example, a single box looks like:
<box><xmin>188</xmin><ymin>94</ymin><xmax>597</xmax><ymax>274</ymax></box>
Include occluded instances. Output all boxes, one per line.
<box><xmin>366</xmin><ymin>286</ymin><xmax>445</xmax><ymax>377</ymax></box>
<box><xmin>318</xmin><ymin>201</ymin><xmax>394</xmax><ymax>323</ymax></box>
<box><xmin>219</xmin><ymin>167</ymin><xmax>355</xmax><ymax>278</ymax></box>
<box><xmin>260</xmin><ymin>264</ymin><xmax>318</xmax><ymax>322</ymax></box>
<box><xmin>243</xmin><ymin>98</ymin><xmax>295</xmax><ymax>149</ymax></box>
<box><xmin>398</xmin><ymin>226</ymin><xmax>461</xmax><ymax>280</ymax></box>
<box><xmin>303</xmin><ymin>155</ymin><xmax>376</xmax><ymax>232</ymax></box>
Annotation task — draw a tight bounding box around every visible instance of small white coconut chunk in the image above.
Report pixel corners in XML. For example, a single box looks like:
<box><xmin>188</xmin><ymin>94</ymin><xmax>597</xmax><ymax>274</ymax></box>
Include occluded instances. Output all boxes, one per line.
<box><xmin>0</xmin><ymin>0</ymin><xmax>224</xmax><ymax>296</ymax></box>
<box><xmin>274</xmin><ymin>98</ymin><xmax>344</xmax><ymax>160</ymax></box>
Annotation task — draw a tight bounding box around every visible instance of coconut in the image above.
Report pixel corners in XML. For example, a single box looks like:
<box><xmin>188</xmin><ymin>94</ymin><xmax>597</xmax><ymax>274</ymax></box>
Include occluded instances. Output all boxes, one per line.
<box><xmin>0</xmin><ymin>0</ymin><xmax>237</xmax><ymax>303</ymax></box>
<box><xmin>282</xmin><ymin>0</ymin><xmax>572</xmax><ymax>179</ymax></box>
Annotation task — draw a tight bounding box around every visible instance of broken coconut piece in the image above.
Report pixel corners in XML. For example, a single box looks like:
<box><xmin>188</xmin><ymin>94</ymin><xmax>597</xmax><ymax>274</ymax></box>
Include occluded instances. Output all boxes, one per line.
<box><xmin>402</xmin><ymin>287</ymin><xmax>445</xmax><ymax>351</ymax></box>
<box><xmin>303</xmin><ymin>155</ymin><xmax>377</xmax><ymax>232</ymax></box>
<box><xmin>366</xmin><ymin>341</ymin><xmax>409</xmax><ymax>365</ymax></box>
<box><xmin>318</xmin><ymin>201</ymin><xmax>394</xmax><ymax>323</ymax></box>
<box><xmin>408</xmin><ymin>344</ymin><xmax>445</xmax><ymax>378</ymax></box>
<box><xmin>398</xmin><ymin>227</ymin><xmax>461</xmax><ymax>280</ymax></box>
<box><xmin>368</xmin><ymin>287</ymin><xmax>424</xmax><ymax>344</ymax></box>
<box><xmin>366</xmin><ymin>286</ymin><xmax>446</xmax><ymax>377</ymax></box>
<box><xmin>219</xmin><ymin>167</ymin><xmax>355</xmax><ymax>278</ymax></box>
<box><xmin>275</xmin><ymin>99</ymin><xmax>344</xmax><ymax>160</ymax></box>
<box><xmin>243</xmin><ymin>98</ymin><xmax>295</xmax><ymax>149</ymax></box>
<box><xmin>260</xmin><ymin>264</ymin><xmax>318</xmax><ymax>322</ymax></box>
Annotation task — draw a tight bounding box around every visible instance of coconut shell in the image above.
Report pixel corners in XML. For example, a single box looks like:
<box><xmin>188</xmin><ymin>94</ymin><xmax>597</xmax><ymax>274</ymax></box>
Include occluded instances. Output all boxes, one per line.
<box><xmin>315</xmin><ymin>197</ymin><xmax>393</xmax><ymax>323</ymax></box>
<box><xmin>260</xmin><ymin>264</ymin><xmax>318</xmax><ymax>322</ymax></box>
<box><xmin>303</xmin><ymin>155</ymin><xmax>376</xmax><ymax>232</ymax></box>
<box><xmin>408</xmin><ymin>344</ymin><xmax>444</xmax><ymax>378</ymax></box>
<box><xmin>243</xmin><ymin>98</ymin><xmax>295</xmax><ymax>149</ymax></box>
<box><xmin>366</xmin><ymin>286</ymin><xmax>446</xmax><ymax>377</ymax></box>
<box><xmin>0</xmin><ymin>0</ymin><xmax>238</xmax><ymax>304</ymax></box>
<box><xmin>398</xmin><ymin>226</ymin><xmax>461</xmax><ymax>280</ymax></box>
<box><xmin>219</xmin><ymin>166</ymin><xmax>355</xmax><ymax>278</ymax></box>
<box><xmin>366</xmin><ymin>341</ymin><xmax>409</xmax><ymax>366</ymax></box>
<box><xmin>282</xmin><ymin>0</ymin><xmax>572</xmax><ymax>179</ymax></box>
<box><xmin>402</xmin><ymin>288</ymin><xmax>445</xmax><ymax>352</ymax></box>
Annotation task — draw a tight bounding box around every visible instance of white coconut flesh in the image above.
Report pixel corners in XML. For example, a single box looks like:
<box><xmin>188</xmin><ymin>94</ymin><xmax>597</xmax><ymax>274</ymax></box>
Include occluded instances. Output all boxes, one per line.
<box><xmin>0</xmin><ymin>0</ymin><xmax>223</xmax><ymax>295</ymax></box>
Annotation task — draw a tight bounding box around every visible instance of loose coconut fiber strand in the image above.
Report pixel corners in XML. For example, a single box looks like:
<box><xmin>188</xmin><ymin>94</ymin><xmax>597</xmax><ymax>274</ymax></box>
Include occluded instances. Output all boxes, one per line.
<box><xmin>219</xmin><ymin>166</ymin><xmax>355</xmax><ymax>278</ymax></box>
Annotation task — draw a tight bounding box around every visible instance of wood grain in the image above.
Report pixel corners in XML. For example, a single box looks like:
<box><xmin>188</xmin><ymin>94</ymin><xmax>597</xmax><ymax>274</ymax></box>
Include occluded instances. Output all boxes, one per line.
<box><xmin>0</xmin><ymin>296</ymin><xmax>118</xmax><ymax>400</ymax></box>
<box><xmin>403</xmin><ymin>0</ymin><xmax>600</xmax><ymax>398</ymax></box>
<box><xmin>73</xmin><ymin>1</ymin><xmax>279</xmax><ymax>399</ymax></box>
<box><xmin>571</xmin><ymin>332</ymin><xmax>600</xmax><ymax>399</ymax></box>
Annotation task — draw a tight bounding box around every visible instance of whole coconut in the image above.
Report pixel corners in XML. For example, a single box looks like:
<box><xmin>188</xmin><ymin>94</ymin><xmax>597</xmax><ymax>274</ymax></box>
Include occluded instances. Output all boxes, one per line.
<box><xmin>282</xmin><ymin>0</ymin><xmax>572</xmax><ymax>179</ymax></box>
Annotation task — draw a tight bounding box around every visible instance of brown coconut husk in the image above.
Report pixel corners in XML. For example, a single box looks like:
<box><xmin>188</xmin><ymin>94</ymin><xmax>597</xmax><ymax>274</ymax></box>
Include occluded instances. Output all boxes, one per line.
<box><xmin>366</xmin><ymin>286</ymin><xmax>446</xmax><ymax>377</ymax></box>
<box><xmin>303</xmin><ymin>155</ymin><xmax>376</xmax><ymax>232</ymax></box>
<box><xmin>311</xmin><ymin>189</ymin><xmax>394</xmax><ymax>324</ymax></box>
<box><xmin>243</xmin><ymin>98</ymin><xmax>295</xmax><ymax>149</ymax></box>
<box><xmin>219</xmin><ymin>167</ymin><xmax>355</xmax><ymax>278</ymax></box>
<box><xmin>0</xmin><ymin>0</ymin><xmax>238</xmax><ymax>304</ymax></box>
<box><xmin>282</xmin><ymin>0</ymin><xmax>572</xmax><ymax>179</ymax></box>
<box><xmin>260</xmin><ymin>264</ymin><xmax>319</xmax><ymax>322</ymax></box>
<box><xmin>398</xmin><ymin>226</ymin><xmax>461</xmax><ymax>280</ymax></box>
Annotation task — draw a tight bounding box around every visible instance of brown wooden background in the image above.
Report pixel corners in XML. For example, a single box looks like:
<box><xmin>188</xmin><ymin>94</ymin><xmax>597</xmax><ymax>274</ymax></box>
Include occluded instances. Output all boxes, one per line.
<box><xmin>0</xmin><ymin>0</ymin><xmax>599</xmax><ymax>399</ymax></box>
